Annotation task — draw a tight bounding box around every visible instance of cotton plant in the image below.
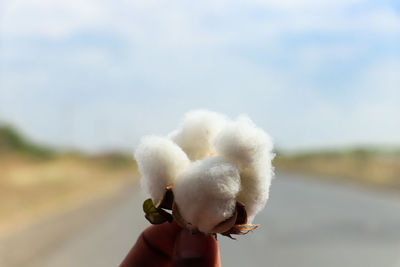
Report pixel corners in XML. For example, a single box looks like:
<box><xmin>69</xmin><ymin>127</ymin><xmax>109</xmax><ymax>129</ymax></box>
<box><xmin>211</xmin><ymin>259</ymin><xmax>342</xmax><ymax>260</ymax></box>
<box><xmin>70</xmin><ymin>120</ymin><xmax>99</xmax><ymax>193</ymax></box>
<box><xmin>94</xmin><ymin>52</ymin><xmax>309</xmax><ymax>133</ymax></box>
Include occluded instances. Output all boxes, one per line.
<box><xmin>134</xmin><ymin>110</ymin><xmax>274</xmax><ymax>238</ymax></box>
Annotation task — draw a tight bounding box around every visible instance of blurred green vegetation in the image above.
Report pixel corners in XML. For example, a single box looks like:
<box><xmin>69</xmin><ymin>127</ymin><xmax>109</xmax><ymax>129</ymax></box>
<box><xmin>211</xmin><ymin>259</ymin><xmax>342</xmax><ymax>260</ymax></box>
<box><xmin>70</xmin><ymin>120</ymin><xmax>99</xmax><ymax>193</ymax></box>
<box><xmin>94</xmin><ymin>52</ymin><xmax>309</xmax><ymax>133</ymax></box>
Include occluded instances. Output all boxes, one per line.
<box><xmin>0</xmin><ymin>124</ymin><xmax>54</xmax><ymax>159</ymax></box>
<box><xmin>91</xmin><ymin>152</ymin><xmax>137</xmax><ymax>169</ymax></box>
<box><xmin>275</xmin><ymin>147</ymin><xmax>400</xmax><ymax>190</ymax></box>
<box><xmin>277</xmin><ymin>147</ymin><xmax>400</xmax><ymax>159</ymax></box>
<box><xmin>0</xmin><ymin>124</ymin><xmax>135</xmax><ymax>165</ymax></box>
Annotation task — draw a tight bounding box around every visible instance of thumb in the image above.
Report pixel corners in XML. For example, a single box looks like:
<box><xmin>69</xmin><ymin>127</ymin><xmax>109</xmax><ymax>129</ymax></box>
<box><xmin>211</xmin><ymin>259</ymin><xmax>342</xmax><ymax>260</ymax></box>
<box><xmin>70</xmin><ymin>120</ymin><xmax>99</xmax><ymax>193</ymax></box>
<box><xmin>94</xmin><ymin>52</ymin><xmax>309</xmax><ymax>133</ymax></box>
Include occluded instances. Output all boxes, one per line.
<box><xmin>173</xmin><ymin>229</ymin><xmax>221</xmax><ymax>267</ymax></box>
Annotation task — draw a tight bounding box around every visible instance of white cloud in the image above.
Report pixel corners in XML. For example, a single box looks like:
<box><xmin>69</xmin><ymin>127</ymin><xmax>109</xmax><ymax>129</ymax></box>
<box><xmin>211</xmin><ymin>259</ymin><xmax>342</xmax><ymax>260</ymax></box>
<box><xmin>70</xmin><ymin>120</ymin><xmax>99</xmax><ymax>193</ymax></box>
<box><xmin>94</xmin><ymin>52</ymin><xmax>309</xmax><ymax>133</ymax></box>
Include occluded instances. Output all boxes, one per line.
<box><xmin>2</xmin><ymin>0</ymin><xmax>399</xmax><ymax>41</ymax></box>
<box><xmin>1</xmin><ymin>0</ymin><xmax>107</xmax><ymax>38</ymax></box>
<box><xmin>1</xmin><ymin>0</ymin><xmax>399</xmax><ymax>151</ymax></box>
<box><xmin>248</xmin><ymin>0</ymin><xmax>364</xmax><ymax>9</ymax></box>
<box><xmin>286</xmin><ymin>58</ymin><xmax>400</xmax><ymax>149</ymax></box>
<box><xmin>362</xmin><ymin>8</ymin><xmax>400</xmax><ymax>35</ymax></box>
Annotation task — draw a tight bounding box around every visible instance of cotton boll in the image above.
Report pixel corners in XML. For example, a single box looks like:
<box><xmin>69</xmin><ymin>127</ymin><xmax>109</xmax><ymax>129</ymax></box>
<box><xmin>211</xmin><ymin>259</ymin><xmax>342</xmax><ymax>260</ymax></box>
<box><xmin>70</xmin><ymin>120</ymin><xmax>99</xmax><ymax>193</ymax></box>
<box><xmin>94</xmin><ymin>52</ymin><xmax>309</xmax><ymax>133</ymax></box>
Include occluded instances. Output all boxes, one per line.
<box><xmin>214</xmin><ymin>115</ymin><xmax>274</xmax><ymax>220</ymax></box>
<box><xmin>173</xmin><ymin>156</ymin><xmax>241</xmax><ymax>233</ymax></box>
<box><xmin>170</xmin><ymin>110</ymin><xmax>228</xmax><ymax>161</ymax></box>
<box><xmin>134</xmin><ymin>136</ymin><xmax>190</xmax><ymax>206</ymax></box>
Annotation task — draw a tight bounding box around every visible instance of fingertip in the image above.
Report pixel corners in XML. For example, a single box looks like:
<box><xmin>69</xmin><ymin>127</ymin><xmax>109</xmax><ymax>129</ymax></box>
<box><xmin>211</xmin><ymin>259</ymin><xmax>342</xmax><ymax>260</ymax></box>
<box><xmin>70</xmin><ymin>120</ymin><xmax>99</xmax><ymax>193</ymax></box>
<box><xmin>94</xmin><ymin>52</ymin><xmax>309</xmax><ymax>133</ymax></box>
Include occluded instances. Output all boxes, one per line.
<box><xmin>120</xmin><ymin>222</ymin><xmax>181</xmax><ymax>267</ymax></box>
<box><xmin>142</xmin><ymin>221</ymin><xmax>182</xmax><ymax>256</ymax></box>
<box><xmin>173</xmin><ymin>230</ymin><xmax>220</xmax><ymax>267</ymax></box>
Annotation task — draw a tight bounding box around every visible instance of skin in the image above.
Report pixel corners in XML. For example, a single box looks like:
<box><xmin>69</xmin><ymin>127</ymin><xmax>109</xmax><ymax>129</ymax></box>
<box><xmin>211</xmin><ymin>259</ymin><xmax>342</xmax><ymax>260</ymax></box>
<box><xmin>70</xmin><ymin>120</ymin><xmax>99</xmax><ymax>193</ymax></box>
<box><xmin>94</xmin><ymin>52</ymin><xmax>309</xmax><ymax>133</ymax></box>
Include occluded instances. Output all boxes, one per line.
<box><xmin>120</xmin><ymin>221</ymin><xmax>221</xmax><ymax>267</ymax></box>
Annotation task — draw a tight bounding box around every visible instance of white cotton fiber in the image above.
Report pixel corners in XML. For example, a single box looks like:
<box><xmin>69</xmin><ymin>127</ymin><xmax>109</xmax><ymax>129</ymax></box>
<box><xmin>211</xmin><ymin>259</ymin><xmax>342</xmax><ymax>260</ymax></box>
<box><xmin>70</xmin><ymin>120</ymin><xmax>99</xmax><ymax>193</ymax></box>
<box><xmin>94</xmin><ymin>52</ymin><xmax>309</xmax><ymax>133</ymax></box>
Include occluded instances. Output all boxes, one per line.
<box><xmin>214</xmin><ymin>115</ymin><xmax>274</xmax><ymax>221</ymax></box>
<box><xmin>135</xmin><ymin>110</ymin><xmax>275</xmax><ymax>232</ymax></box>
<box><xmin>134</xmin><ymin>136</ymin><xmax>190</xmax><ymax>206</ymax></box>
<box><xmin>173</xmin><ymin>156</ymin><xmax>241</xmax><ymax>233</ymax></box>
<box><xmin>169</xmin><ymin>110</ymin><xmax>228</xmax><ymax>161</ymax></box>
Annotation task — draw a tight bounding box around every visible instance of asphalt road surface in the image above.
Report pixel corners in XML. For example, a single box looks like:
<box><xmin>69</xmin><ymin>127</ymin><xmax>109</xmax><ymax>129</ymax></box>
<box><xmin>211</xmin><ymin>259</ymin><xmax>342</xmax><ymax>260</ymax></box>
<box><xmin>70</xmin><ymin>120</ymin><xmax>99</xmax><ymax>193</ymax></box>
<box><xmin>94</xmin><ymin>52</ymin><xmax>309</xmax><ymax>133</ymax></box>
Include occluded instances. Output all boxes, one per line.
<box><xmin>3</xmin><ymin>172</ymin><xmax>400</xmax><ymax>267</ymax></box>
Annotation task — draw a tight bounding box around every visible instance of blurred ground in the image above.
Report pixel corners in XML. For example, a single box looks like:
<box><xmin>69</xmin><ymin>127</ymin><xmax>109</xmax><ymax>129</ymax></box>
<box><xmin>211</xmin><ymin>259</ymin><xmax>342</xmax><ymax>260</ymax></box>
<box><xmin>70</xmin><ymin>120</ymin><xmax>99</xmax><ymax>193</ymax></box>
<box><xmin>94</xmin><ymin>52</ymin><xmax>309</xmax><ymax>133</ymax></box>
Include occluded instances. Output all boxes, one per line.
<box><xmin>0</xmin><ymin>125</ymin><xmax>138</xmax><ymax>237</ymax></box>
<box><xmin>2</xmin><ymin>172</ymin><xmax>400</xmax><ymax>267</ymax></box>
<box><xmin>1</xmin><ymin>126</ymin><xmax>400</xmax><ymax>267</ymax></box>
<box><xmin>0</xmin><ymin>181</ymin><xmax>138</xmax><ymax>267</ymax></box>
<box><xmin>220</xmin><ymin>172</ymin><xmax>400</xmax><ymax>267</ymax></box>
<box><xmin>0</xmin><ymin>153</ymin><xmax>137</xmax><ymax>237</ymax></box>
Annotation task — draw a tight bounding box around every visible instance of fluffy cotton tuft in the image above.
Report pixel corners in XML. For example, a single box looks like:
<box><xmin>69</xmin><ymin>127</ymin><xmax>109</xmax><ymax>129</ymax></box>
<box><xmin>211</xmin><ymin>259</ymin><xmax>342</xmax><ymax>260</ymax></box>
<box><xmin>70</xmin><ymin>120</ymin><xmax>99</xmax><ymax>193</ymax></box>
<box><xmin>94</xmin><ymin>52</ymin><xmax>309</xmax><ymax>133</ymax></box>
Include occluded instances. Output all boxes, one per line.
<box><xmin>134</xmin><ymin>136</ymin><xmax>190</xmax><ymax>206</ymax></box>
<box><xmin>214</xmin><ymin>115</ymin><xmax>274</xmax><ymax>221</ymax></box>
<box><xmin>169</xmin><ymin>110</ymin><xmax>228</xmax><ymax>161</ymax></box>
<box><xmin>173</xmin><ymin>156</ymin><xmax>241</xmax><ymax>233</ymax></box>
<box><xmin>135</xmin><ymin>110</ymin><xmax>275</xmax><ymax>232</ymax></box>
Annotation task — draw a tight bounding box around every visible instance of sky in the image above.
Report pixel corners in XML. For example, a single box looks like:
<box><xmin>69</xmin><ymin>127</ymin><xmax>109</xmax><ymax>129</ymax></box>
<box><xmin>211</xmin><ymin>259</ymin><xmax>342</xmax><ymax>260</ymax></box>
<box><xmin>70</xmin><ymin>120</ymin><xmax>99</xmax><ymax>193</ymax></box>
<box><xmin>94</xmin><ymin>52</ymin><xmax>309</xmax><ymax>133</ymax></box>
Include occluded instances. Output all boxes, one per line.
<box><xmin>0</xmin><ymin>0</ymin><xmax>399</xmax><ymax>153</ymax></box>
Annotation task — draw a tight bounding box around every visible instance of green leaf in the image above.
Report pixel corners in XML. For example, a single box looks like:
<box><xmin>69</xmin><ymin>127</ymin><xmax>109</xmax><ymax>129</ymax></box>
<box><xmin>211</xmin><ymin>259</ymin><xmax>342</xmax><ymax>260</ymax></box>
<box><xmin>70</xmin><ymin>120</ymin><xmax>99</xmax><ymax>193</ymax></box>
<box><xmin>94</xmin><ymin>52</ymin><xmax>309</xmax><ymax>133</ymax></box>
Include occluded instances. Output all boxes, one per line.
<box><xmin>143</xmin><ymin>198</ymin><xmax>173</xmax><ymax>225</ymax></box>
<box><xmin>143</xmin><ymin>198</ymin><xmax>158</xmax><ymax>213</ymax></box>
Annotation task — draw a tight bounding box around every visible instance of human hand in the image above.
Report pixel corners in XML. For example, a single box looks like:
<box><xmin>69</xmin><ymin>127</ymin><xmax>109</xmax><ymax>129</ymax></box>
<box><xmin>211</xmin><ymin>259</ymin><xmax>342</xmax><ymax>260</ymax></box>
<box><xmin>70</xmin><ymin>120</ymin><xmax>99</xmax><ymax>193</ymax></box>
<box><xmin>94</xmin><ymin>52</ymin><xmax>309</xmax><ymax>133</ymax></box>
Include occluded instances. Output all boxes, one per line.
<box><xmin>120</xmin><ymin>221</ymin><xmax>221</xmax><ymax>267</ymax></box>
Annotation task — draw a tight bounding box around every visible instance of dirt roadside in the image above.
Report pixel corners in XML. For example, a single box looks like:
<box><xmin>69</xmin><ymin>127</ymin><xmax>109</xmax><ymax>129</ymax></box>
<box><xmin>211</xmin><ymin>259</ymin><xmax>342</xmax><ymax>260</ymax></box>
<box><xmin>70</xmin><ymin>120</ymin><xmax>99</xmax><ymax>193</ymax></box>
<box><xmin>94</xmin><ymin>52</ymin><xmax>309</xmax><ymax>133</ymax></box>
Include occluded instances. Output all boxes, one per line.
<box><xmin>0</xmin><ymin>180</ymin><xmax>137</xmax><ymax>267</ymax></box>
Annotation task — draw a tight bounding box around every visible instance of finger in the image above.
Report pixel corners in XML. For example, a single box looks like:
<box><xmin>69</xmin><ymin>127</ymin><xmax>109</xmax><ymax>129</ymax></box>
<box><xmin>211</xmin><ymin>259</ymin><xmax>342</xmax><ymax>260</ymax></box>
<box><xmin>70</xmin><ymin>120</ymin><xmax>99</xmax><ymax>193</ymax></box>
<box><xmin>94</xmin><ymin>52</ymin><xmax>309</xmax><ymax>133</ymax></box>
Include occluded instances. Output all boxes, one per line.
<box><xmin>173</xmin><ymin>229</ymin><xmax>221</xmax><ymax>267</ymax></box>
<box><xmin>120</xmin><ymin>222</ymin><xmax>181</xmax><ymax>267</ymax></box>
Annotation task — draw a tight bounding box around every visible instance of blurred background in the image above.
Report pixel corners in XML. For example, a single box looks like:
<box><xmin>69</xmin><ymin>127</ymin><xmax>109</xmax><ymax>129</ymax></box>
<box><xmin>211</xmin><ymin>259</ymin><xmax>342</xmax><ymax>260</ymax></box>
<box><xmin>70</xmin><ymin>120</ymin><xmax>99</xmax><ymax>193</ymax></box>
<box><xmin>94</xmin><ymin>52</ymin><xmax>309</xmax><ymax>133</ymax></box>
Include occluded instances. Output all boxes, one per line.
<box><xmin>0</xmin><ymin>0</ymin><xmax>399</xmax><ymax>266</ymax></box>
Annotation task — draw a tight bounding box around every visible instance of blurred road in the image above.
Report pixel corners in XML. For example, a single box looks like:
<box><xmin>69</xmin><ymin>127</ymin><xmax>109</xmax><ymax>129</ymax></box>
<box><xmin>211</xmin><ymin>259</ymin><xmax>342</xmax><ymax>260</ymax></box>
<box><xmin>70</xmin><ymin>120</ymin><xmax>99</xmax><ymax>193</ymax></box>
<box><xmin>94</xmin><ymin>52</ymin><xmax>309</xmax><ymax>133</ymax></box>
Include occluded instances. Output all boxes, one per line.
<box><xmin>220</xmin><ymin>173</ymin><xmax>400</xmax><ymax>267</ymax></box>
<box><xmin>2</xmin><ymin>172</ymin><xmax>400</xmax><ymax>267</ymax></box>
